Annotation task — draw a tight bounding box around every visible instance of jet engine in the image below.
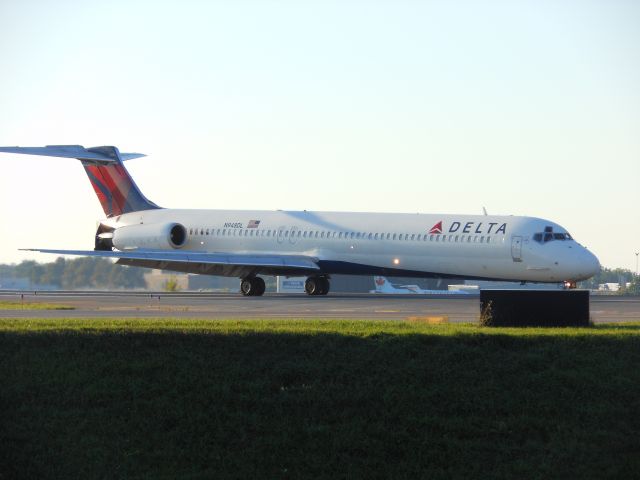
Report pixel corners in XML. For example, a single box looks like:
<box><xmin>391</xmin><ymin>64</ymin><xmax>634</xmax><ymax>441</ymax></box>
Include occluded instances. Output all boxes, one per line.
<box><xmin>111</xmin><ymin>223</ymin><xmax>187</xmax><ymax>250</ymax></box>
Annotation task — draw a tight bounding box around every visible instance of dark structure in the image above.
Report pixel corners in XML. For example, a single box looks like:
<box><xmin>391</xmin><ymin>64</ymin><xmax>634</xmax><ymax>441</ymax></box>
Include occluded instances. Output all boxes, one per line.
<box><xmin>480</xmin><ymin>290</ymin><xmax>590</xmax><ymax>327</ymax></box>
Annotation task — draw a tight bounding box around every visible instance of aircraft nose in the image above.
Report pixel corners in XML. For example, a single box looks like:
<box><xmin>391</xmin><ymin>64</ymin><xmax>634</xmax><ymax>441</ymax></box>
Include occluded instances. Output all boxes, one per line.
<box><xmin>576</xmin><ymin>248</ymin><xmax>600</xmax><ymax>280</ymax></box>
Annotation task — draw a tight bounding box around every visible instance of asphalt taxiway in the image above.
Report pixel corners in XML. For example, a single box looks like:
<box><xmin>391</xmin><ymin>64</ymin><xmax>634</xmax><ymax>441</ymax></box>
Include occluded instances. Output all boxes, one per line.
<box><xmin>0</xmin><ymin>291</ymin><xmax>638</xmax><ymax>323</ymax></box>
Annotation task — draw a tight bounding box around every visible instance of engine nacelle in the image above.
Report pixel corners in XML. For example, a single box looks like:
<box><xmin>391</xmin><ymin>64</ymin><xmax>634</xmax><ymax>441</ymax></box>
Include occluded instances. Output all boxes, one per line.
<box><xmin>112</xmin><ymin>223</ymin><xmax>187</xmax><ymax>250</ymax></box>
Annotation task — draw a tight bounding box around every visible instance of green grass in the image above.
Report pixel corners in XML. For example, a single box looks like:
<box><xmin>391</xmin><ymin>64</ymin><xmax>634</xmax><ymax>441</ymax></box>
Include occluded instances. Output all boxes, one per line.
<box><xmin>0</xmin><ymin>300</ymin><xmax>74</xmax><ymax>310</ymax></box>
<box><xmin>1</xmin><ymin>319</ymin><xmax>639</xmax><ymax>479</ymax></box>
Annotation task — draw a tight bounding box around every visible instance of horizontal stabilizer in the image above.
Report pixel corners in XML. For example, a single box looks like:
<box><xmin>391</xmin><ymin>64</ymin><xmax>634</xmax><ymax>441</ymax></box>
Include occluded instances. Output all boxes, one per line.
<box><xmin>0</xmin><ymin>145</ymin><xmax>145</xmax><ymax>163</ymax></box>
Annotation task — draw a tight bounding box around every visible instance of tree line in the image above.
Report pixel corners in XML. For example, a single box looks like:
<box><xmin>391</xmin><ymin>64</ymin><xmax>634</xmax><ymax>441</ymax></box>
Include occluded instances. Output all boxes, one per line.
<box><xmin>579</xmin><ymin>267</ymin><xmax>639</xmax><ymax>295</ymax></box>
<box><xmin>0</xmin><ymin>257</ymin><xmax>148</xmax><ymax>290</ymax></box>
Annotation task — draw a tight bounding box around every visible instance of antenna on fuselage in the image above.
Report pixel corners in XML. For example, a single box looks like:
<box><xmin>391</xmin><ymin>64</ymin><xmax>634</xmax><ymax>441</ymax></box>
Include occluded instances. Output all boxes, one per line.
<box><xmin>482</xmin><ymin>207</ymin><xmax>488</xmax><ymax>216</ymax></box>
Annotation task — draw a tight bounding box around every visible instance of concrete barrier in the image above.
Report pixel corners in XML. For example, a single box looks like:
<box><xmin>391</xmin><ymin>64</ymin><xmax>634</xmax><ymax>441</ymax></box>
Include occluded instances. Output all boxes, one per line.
<box><xmin>480</xmin><ymin>290</ymin><xmax>590</xmax><ymax>327</ymax></box>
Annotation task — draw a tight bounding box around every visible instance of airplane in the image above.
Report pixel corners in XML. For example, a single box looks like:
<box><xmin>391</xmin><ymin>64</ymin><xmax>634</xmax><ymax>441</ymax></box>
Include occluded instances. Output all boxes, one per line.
<box><xmin>0</xmin><ymin>145</ymin><xmax>600</xmax><ymax>296</ymax></box>
<box><xmin>369</xmin><ymin>276</ymin><xmax>477</xmax><ymax>295</ymax></box>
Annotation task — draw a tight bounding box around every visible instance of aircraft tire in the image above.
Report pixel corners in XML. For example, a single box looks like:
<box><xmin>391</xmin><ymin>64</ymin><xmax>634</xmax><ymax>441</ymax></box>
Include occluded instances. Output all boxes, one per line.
<box><xmin>305</xmin><ymin>276</ymin><xmax>330</xmax><ymax>296</ymax></box>
<box><xmin>317</xmin><ymin>277</ymin><xmax>330</xmax><ymax>295</ymax></box>
<box><xmin>241</xmin><ymin>277</ymin><xmax>266</xmax><ymax>296</ymax></box>
<box><xmin>305</xmin><ymin>277</ymin><xmax>319</xmax><ymax>295</ymax></box>
<box><xmin>253</xmin><ymin>277</ymin><xmax>266</xmax><ymax>296</ymax></box>
<box><xmin>241</xmin><ymin>279</ymin><xmax>254</xmax><ymax>296</ymax></box>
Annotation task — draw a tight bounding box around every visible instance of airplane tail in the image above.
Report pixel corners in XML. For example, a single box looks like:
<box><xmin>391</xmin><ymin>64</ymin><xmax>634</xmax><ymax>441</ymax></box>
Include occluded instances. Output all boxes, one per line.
<box><xmin>373</xmin><ymin>276</ymin><xmax>396</xmax><ymax>293</ymax></box>
<box><xmin>0</xmin><ymin>145</ymin><xmax>160</xmax><ymax>217</ymax></box>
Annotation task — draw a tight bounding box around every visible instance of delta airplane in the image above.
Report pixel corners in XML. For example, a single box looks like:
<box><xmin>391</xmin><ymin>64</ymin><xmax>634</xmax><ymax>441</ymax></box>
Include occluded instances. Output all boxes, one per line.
<box><xmin>0</xmin><ymin>145</ymin><xmax>600</xmax><ymax>296</ymax></box>
<box><xmin>369</xmin><ymin>276</ymin><xmax>477</xmax><ymax>295</ymax></box>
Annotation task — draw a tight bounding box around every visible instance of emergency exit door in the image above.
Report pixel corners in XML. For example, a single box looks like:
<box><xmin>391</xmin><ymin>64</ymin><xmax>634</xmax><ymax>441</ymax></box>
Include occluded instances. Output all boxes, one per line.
<box><xmin>511</xmin><ymin>236</ymin><xmax>523</xmax><ymax>262</ymax></box>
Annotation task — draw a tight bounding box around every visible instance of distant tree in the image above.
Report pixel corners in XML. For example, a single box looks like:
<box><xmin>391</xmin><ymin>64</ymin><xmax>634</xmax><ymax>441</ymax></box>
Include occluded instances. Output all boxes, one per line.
<box><xmin>41</xmin><ymin>257</ymin><xmax>66</xmax><ymax>286</ymax></box>
<box><xmin>164</xmin><ymin>276</ymin><xmax>181</xmax><ymax>292</ymax></box>
<box><xmin>579</xmin><ymin>268</ymin><xmax>634</xmax><ymax>290</ymax></box>
<box><xmin>15</xmin><ymin>261</ymin><xmax>45</xmax><ymax>288</ymax></box>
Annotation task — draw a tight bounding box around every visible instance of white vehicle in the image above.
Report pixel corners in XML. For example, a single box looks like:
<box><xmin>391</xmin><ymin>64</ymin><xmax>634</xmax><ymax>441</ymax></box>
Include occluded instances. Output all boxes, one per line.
<box><xmin>0</xmin><ymin>145</ymin><xmax>600</xmax><ymax>296</ymax></box>
<box><xmin>370</xmin><ymin>276</ymin><xmax>477</xmax><ymax>295</ymax></box>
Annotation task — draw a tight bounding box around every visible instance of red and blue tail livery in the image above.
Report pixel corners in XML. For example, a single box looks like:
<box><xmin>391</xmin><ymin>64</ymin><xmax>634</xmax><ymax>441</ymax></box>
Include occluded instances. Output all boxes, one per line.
<box><xmin>80</xmin><ymin>147</ymin><xmax>159</xmax><ymax>216</ymax></box>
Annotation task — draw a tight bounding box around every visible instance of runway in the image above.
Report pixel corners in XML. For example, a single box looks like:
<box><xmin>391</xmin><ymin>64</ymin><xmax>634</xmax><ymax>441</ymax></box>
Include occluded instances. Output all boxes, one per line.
<box><xmin>1</xmin><ymin>291</ymin><xmax>638</xmax><ymax>323</ymax></box>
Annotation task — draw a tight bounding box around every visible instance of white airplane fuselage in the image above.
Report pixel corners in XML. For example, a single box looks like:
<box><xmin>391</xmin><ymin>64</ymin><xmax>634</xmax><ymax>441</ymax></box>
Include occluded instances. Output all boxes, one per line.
<box><xmin>106</xmin><ymin>208</ymin><xmax>599</xmax><ymax>283</ymax></box>
<box><xmin>0</xmin><ymin>144</ymin><xmax>600</xmax><ymax>294</ymax></box>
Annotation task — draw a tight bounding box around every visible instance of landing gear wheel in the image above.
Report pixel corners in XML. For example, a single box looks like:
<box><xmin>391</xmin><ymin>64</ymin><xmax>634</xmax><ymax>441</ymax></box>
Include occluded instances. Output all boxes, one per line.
<box><xmin>254</xmin><ymin>277</ymin><xmax>266</xmax><ymax>296</ymax></box>
<box><xmin>305</xmin><ymin>276</ymin><xmax>330</xmax><ymax>296</ymax></box>
<box><xmin>241</xmin><ymin>277</ymin><xmax>266</xmax><ymax>296</ymax></box>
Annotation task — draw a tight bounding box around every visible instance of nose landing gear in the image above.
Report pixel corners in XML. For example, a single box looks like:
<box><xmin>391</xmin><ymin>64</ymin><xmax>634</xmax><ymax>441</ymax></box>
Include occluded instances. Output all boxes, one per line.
<box><xmin>305</xmin><ymin>275</ymin><xmax>330</xmax><ymax>296</ymax></box>
<box><xmin>240</xmin><ymin>276</ymin><xmax>266</xmax><ymax>296</ymax></box>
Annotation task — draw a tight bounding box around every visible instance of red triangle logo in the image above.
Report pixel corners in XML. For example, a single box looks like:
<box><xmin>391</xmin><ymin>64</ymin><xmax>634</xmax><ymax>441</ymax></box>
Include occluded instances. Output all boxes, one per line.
<box><xmin>429</xmin><ymin>221</ymin><xmax>443</xmax><ymax>234</ymax></box>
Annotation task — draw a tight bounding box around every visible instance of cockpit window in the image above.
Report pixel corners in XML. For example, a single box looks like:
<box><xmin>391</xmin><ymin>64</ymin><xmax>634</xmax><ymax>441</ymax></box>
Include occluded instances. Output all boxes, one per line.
<box><xmin>534</xmin><ymin>226</ymin><xmax>572</xmax><ymax>244</ymax></box>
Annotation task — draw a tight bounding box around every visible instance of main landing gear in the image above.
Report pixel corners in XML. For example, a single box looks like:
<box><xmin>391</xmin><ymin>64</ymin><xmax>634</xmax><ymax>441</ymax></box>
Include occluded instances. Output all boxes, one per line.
<box><xmin>240</xmin><ymin>275</ymin><xmax>331</xmax><ymax>296</ymax></box>
<box><xmin>240</xmin><ymin>276</ymin><xmax>266</xmax><ymax>296</ymax></box>
<box><xmin>305</xmin><ymin>275</ymin><xmax>330</xmax><ymax>296</ymax></box>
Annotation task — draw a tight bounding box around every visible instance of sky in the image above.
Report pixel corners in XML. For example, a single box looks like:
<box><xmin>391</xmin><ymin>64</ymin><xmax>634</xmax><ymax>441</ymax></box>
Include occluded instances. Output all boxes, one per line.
<box><xmin>0</xmin><ymin>0</ymin><xmax>638</xmax><ymax>271</ymax></box>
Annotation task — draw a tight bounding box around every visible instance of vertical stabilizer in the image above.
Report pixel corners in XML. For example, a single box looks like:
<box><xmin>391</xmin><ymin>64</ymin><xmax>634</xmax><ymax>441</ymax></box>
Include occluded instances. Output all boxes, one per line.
<box><xmin>81</xmin><ymin>146</ymin><xmax>160</xmax><ymax>217</ymax></box>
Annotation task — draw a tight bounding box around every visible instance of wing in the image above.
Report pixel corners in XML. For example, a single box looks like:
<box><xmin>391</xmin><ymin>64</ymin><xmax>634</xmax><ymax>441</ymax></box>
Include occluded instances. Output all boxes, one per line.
<box><xmin>21</xmin><ymin>248</ymin><xmax>320</xmax><ymax>278</ymax></box>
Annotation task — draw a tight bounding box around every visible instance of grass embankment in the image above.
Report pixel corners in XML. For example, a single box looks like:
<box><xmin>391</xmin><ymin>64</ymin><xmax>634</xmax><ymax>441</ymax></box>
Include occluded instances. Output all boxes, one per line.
<box><xmin>1</xmin><ymin>319</ymin><xmax>639</xmax><ymax>479</ymax></box>
<box><xmin>0</xmin><ymin>301</ymin><xmax>74</xmax><ymax>310</ymax></box>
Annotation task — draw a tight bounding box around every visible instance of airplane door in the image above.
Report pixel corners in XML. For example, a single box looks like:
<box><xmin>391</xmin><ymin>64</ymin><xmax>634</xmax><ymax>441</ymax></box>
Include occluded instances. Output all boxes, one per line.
<box><xmin>511</xmin><ymin>236</ymin><xmax>523</xmax><ymax>262</ymax></box>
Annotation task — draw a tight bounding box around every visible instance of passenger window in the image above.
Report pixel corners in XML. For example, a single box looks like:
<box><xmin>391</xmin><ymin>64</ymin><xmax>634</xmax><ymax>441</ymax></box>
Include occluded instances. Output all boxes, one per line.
<box><xmin>321</xmin><ymin>232</ymin><xmax>325</xmax><ymax>238</ymax></box>
<box><xmin>411</xmin><ymin>234</ymin><xmax>415</xmax><ymax>241</ymax></box>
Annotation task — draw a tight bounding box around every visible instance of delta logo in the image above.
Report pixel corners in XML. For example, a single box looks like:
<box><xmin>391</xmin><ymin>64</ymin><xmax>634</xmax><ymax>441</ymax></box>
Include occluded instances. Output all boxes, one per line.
<box><xmin>428</xmin><ymin>221</ymin><xmax>443</xmax><ymax>234</ymax></box>
<box><xmin>428</xmin><ymin>220</ymin><xmax>508</xmax><ymax>235</ymax></box>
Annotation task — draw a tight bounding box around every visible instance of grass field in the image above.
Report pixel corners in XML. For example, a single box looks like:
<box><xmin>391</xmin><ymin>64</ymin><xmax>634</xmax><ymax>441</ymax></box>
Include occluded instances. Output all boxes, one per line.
<box><xmin>1</xmin><ymin>319</ymin><xmax>639</xmax><ymax>479</ymax></box>
<box><xmin>0</xmin><ymin>300</ymin><xmax>75</xmax><ymax>310</ymax></box>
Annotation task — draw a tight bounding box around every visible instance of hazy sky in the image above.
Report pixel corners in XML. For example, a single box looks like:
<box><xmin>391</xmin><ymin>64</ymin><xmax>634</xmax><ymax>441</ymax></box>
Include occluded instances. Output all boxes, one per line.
<box><xmin>1</xmin><ymin>0</ymin><xmax>638</xmax><ymax>271</ymax></box>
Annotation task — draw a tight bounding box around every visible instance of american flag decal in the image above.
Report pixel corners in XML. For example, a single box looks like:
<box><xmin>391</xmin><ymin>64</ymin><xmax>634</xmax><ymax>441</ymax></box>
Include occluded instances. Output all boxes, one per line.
<box><xmin>247</xmin><ymin>220</ymin><xmax>261</xmax><ymax>228</ymax></box>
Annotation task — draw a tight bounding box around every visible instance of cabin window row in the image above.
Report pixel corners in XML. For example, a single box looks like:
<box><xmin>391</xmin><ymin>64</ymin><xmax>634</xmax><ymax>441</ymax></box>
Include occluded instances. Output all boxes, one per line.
<box><xmin>188</xmin><ymin>227</ymin><xmax>497</xmax><ymax>244</ymax></box>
